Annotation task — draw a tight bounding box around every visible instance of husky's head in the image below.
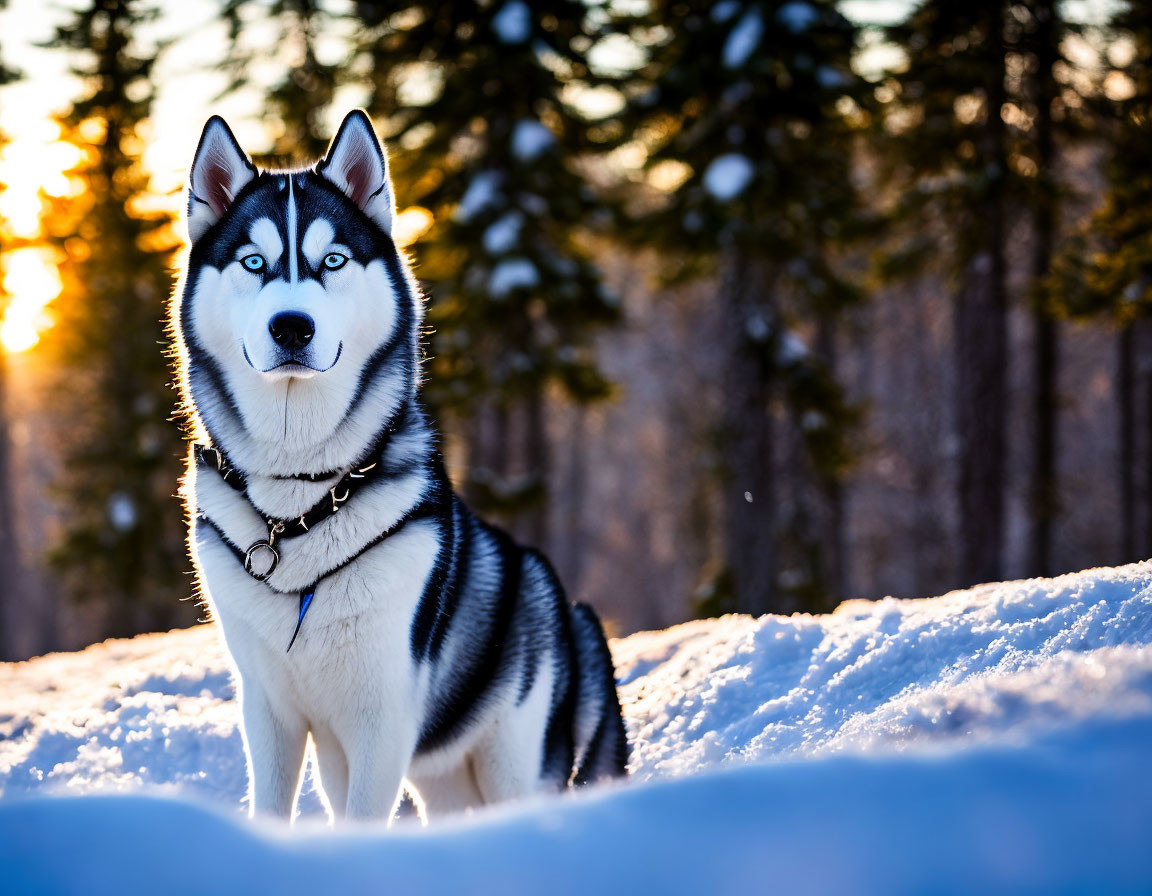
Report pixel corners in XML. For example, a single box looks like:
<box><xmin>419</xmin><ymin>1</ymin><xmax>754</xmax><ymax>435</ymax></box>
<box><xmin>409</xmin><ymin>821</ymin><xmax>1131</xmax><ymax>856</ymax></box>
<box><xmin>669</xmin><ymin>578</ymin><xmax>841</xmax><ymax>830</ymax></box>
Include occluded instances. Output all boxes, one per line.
<box><xmin>173</xmin><ymin>110</ymin><xmax>421</xmax><ymax>475</ymax></box>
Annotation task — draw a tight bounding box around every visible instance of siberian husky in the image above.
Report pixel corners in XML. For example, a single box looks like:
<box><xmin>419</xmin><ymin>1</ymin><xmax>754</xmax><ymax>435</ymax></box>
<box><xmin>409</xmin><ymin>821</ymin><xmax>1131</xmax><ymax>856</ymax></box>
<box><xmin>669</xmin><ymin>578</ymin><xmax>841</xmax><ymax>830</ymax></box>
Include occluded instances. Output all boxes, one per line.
<box><xmin>172</xmin><ymin>110</ymin><xmax>628</xmax><ymax>822</ymax></box>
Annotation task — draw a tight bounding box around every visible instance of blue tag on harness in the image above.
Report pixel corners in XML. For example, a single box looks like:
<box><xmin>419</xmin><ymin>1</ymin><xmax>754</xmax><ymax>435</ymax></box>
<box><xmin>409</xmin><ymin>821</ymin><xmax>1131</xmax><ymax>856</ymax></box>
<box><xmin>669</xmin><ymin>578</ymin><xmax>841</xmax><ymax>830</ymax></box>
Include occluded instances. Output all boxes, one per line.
<box><xmin>287</xmin><ymin>587</ymin><xmax>316</xmax><ymax>653</ymax></box>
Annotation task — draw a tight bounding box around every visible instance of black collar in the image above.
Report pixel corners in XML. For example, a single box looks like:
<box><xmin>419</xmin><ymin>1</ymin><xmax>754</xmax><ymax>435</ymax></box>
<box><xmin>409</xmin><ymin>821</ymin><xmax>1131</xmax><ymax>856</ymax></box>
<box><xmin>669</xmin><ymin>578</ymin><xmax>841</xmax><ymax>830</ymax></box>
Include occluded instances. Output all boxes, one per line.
<box><xmin>194</xmin><ymin>402</ymin><xmax>408</xmax><ymax>544</ymax></box>
<box><xmin>193</xmin><ymin>402</ymin><xmax>420</xmax><ymax>652</ymax></box>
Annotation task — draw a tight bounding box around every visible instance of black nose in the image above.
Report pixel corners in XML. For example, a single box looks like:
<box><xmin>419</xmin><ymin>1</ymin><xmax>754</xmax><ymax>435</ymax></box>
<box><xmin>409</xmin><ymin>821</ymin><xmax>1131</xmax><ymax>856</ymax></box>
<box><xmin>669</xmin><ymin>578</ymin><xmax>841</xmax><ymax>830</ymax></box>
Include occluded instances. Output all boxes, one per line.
<box><xmin>268</xmin><ymin>312</ymin><xmax>314</xmax><ymax>351</ymax></box>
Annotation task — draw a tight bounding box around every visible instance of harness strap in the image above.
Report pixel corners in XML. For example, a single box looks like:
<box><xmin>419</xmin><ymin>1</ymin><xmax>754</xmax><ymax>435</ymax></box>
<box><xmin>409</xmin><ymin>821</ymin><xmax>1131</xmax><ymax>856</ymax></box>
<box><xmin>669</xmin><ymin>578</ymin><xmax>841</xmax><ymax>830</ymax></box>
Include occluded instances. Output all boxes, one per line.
<box><xmin>197</xmin><ymin>492</ymin><xmax>438</xmax><ymax>593</ymax></box>
<box><xmin>196</xmin><ymin>490</ymin><xmax>442</xmax><ymax>651</ymax></box>
<box><xmin>194</xmin><ymin>400</ymin><xmax>410</xmax><ymax>540</ymax></box>
<box><xmin>191</xmin><ymin>400</ymin><xmax>433</xmax><ymax>651</ymax></box>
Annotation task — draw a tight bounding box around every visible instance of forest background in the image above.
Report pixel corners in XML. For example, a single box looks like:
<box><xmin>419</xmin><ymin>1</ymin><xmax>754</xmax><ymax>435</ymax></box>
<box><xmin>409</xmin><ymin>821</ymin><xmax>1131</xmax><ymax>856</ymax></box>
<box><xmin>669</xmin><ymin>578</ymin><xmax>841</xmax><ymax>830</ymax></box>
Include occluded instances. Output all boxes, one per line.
<box><xmin>0</xmin><ymin>0</ymin><xmax>1147</xmax><ymax>661</ymax></box>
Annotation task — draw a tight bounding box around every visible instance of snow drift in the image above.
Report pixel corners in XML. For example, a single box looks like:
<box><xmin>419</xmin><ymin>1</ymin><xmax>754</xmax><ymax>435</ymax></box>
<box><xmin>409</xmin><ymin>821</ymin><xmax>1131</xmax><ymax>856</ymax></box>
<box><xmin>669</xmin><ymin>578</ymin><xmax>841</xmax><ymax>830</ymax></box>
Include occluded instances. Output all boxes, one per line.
<box><xmin>2</xmin><ymin>562</ymin><xmax>1152</xmax><ymax>894</ymax></box>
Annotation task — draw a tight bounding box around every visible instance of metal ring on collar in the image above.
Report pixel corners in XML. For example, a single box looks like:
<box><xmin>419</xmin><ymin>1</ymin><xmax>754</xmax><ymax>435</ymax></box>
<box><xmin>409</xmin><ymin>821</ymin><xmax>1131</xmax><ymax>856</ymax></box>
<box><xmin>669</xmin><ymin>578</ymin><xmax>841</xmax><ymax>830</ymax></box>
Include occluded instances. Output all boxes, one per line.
<box><xmin>244</xmin><ymin>541</ymin><xmax>280</xmax><ymax>580</ymax></box>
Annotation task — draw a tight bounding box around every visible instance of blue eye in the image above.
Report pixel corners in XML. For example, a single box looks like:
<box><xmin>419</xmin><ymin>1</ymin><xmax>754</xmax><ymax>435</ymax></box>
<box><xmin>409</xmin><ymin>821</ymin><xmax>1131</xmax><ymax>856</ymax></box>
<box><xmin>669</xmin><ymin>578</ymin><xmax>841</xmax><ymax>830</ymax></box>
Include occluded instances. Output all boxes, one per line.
<box><xmin>322</xmin><ymin>252</ymin><xmax>348</xmax><ymax>271</ymax></box>
<box><xmin>241</xmin><ymin>254</ymin><xmax>265</xmax><ymax>272</ymax></box>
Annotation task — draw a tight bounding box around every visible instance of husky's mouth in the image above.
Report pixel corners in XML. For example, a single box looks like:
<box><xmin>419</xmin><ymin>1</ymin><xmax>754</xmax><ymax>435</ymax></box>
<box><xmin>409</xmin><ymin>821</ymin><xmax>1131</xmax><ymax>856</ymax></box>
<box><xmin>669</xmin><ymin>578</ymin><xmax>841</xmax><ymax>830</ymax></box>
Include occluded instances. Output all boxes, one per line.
<box><xmin>242</xmin><ymin>342</ymin><xmax>343</xmax><ymax>376</ymax></box>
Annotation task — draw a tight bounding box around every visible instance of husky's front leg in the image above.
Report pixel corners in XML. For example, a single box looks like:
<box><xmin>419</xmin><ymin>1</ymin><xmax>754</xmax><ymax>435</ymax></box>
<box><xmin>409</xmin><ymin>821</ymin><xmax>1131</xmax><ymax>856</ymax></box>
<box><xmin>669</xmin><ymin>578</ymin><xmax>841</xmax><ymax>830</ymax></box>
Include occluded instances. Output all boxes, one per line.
<box><xmin>342</xmin><ymin>720</ymin><xmax>415</xmax><ymax>822</ymax></box>
<box><xmin>240</xmin><ymin>683</ymin><xmax>308</xmax><ymax>819</ymax></box>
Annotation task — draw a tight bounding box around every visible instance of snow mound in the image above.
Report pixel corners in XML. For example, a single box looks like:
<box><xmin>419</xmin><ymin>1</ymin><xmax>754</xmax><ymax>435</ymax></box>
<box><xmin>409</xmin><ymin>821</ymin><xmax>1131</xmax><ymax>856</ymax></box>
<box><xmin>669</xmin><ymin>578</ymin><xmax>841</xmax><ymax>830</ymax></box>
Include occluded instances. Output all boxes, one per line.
<box><xmin>2</xmin><ymin>562</ymin><xmax>1152</xmax><ymax>893</ymax></box>
<box><xmin>618</xmin><ymin>564</ymin><xmax>1152</xmax><ymax>778</ymax></box>
<box><xmin>3</xmin><ymin>719</ymin><xmax>1151</xmax><ymax>896</ymax></box>
<box><xmin>0</xmin><ymin>626</ymin><xmax>246</xmax><ymax>806</ymax></box>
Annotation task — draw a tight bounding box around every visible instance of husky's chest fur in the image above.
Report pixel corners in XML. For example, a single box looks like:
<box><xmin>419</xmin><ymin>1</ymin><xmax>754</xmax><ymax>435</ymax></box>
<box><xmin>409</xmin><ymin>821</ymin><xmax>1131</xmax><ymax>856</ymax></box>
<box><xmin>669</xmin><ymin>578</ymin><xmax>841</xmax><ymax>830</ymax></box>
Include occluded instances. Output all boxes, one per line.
<box><xmin>173</xmin><ymin>111</ymin><xmax>627</xmax><ymax>822</ymax></box>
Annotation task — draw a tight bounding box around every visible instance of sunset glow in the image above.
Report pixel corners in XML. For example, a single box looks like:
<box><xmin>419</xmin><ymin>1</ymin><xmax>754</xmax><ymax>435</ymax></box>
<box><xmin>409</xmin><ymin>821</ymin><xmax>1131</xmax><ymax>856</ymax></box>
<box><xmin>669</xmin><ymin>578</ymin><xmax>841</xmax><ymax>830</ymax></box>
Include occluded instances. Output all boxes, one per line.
<box><xmin>0</xmin><ymin>119</ymin><xmax>83</xmax><ymax>239</ymax></box>
<box><xmin>394</xmin><ymin>206</ymin><xmax>434</xmax><ymax>248</ymax></box>
<box><xmin>0</xmin><ymin>107</ymin><xmax>82</xmax><ymax>353</ymax></box>
<box><xmin>1</xmin><ymin>247</ymin><xmax>62</xmax><ymax>353</ymax></box>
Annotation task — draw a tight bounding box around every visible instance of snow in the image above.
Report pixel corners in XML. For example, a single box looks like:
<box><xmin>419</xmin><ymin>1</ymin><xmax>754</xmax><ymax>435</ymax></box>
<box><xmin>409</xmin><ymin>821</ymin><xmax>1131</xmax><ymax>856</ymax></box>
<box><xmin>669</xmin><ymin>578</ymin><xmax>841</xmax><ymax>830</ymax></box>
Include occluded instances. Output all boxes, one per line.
<box><xmin>4</xmin><ymin>723</ymin><xmax>1152</xmax><ymax>895</ymax></box>
<box><xmin>778</xmin><ymin>1</ymin><xmax>819</xmax><ymax>33</ymax></box>
<box><xmin>482</xmin><ymin>211</ymin><xmax>523</xmax><ymax>256</ymax></box>
<box><xmin>511</xmin><ymin>119</ymin><xmax>554</xmax><ymax>162</ymax></box>
<box><xmin>0</xmin><ymin>627</ymin><xmax>250</xmax><ymax>807</ymax></box>
<box><xmin>777</xmin><ymin>330</ymin><xmax>809</xmax><ymax>366</ymax></box>
<box><xmin>487</xmin><ymin>257</ymin><xmax>540</xmax><ymax>297</ymax></box>
<box><xmin>744</xmin><ymin>309</ymin><xmax>771</xmax><ymax>342</ymax></box>
<box><xmin>106</xmin><ymin>492</ymin><xmax>136</xmax><ymax>531</ymax></box>
<box><xmin>3</xmin><ymin>563</ymin><xmax>1152</xmax><ymax>892</ymax></box>
<box><xmin>492</xmin><ymin>1</ymin><xmax>531</xmax><ymax>45</ymax></box>
<box><xmin>722</xmin><ymin>9</ymin><xmax>764</xmax><ymax>69</ymax></box>
<box><xmin>801</xmin><ymin>410</ymin><xmax>825</xmax><ymax>430</ymax></box>
<box><xmin>710</xmin><ymin>0</ymin><xmax>741</xmax><ymax>24</ymax></box>
<box><xmin>453</xmin><ymin>171</ymin><xmax>502</xmax><ymax>223</ymax></box>
<box><xmin>703</xmin><ymin>153</ymin><xmax>755</xmax><ymax>201</ymax></box>
<box><xmin>619</xmin><ymin>567</ymin><xmax>1152</xmax><ymax>776</ymax></box>
<box><xmin>817</xmin><ymin>64</ymin><xmax>848</xmax><ymax>88</ymax></box>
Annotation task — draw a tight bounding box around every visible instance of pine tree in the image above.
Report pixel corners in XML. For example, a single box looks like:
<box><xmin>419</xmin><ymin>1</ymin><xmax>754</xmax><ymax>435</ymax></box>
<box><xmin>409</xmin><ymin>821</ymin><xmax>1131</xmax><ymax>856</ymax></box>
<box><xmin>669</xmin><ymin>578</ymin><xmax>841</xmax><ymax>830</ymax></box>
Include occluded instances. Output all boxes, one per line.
<box><xmin>221</xmin><ymin>0</ymin><xmax>339</xmax><ymax>160</ymax></box>
<box><xmin>42</xmin><ymin>0</ymin><xmax>189</xmax><ymax>635</ymax></box>
<box><xmin>1018</xmin><ymin>0</ymin><xmax>1085</xmax><ymax>577</ymax></box>
<box><xmin>883</xmin><ymin>2</ymin><xmax>1091</xmax><ymax>582</ymax></box>
<box><xmin>1055</xmin><ymin>1</ymin><xmax>1152</xmax><ymax>562</ymax></box>
<box><xmin>605</xmin><ymin>0</ymin><xmax>866</xmax><ymax>614</ymax></box>
<box><xmin>352</xmin><ymin>1</ymin><xmax>618</xmax><ymax>543</ymax></box>
<box><xmin>880</xmin><ymin>1</ymin><xmax>1032</xmax><ymax>588</ymax></box>
<box><xmin>1021</xmin><ymin>0</ymin><xmax>1059</xmax><ymax>576</ymax></box>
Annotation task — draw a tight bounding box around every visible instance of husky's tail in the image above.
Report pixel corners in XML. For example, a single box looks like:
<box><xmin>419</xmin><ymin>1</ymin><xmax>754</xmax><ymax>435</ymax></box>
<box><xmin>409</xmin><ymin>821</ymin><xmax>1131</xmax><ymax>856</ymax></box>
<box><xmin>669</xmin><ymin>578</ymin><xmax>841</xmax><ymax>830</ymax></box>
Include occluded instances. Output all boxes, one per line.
<box><xmin>568</xmin><ymin>601</ymin><xmax>629</xmax><ymax>784</ymax></box>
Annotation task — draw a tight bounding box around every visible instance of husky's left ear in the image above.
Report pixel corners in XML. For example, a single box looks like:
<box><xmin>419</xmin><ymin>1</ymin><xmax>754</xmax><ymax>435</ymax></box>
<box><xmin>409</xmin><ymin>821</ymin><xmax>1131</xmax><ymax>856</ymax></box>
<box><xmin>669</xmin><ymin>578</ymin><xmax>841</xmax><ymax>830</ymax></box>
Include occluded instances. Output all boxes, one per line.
<box><xmin>317</xmin><ymin>110</ymin><xmax>394</xmax><ymax>234</ymax></box>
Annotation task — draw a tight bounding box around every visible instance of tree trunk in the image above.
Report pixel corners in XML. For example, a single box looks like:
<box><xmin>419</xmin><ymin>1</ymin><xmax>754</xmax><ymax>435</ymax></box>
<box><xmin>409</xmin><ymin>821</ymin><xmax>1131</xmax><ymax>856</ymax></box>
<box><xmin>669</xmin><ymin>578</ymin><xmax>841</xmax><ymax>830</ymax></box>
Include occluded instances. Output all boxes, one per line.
<box><xmin>954</xmin><ymin>251</ymin><xmax>1008</xmax><ymax>588</ymax></box>
<box><xmin>1143</xmin><ymin>321</ymin><xmax>1152</xmax><ymax>559</ymax></box>
<box><xmin>0</xmin><ymin>355</ymin><xmax>22</xmax><ymax>660</ymax></box>
<box><xmin>815</xmin><ymin>316</ymin><xmax>845</xmax><ymax>606</ymax></box>
<box><xmin>955</xmin><ymin>23</ymin><xmax>1009</xmax><ymax>588</ymax></box>
<box><xmin>463</xmin><ymin>387</ymin><xmax>552</xmax><ymax>549</ymax></box>
<box><xmin>1027</xmin><ymin>0</ymin><xmax>1060</xmax><ymax>578</ymax></box>
<box><xmin>553</xmin><ymin>402</ymin><xmax>588</xmax><ymax>590</ymax></box>
<box><xmin>463</xmin><ymin>397</ymin><xmax>505</xmax><ymax>513</ymax></box>
<box><xmin>520</xmin><ymin>383</ymin><xmax>550</xmax><ymax>549</ymax></box>
<box><xmin>1030</xmin><ymin>309</ymin><xmax>1058</xmax><ymax>574</ymax></box>
<box><xmin>721</xmin><ymin>250</ymin><xmax>778</xmax><ymax>615</ymax></box>
<box><xmin>1118</xmin><ymin>325</ymin><xmax>1136</xmax><ymax>562</ymax></box>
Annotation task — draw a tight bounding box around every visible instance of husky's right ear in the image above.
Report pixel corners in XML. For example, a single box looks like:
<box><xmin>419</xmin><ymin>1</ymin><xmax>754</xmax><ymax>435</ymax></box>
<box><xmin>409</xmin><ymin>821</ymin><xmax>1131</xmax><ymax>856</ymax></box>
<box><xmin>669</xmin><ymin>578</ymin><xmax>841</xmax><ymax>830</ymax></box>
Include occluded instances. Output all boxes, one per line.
<box><xmin>187</xmin><ymin>116</ymin><xmax>256</xmax><ymax>243</ymax></box>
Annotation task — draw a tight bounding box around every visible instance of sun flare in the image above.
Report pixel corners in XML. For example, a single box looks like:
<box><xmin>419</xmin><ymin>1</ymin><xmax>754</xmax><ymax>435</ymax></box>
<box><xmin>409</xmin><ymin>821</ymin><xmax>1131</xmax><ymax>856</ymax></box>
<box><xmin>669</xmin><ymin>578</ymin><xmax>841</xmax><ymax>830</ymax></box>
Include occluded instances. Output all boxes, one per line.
<box><xmin>1</xmin><ymin>247</ymin><xmax>62</xmax><ymax>353</ymax></box>
<box><xmin>0</xmin><ymin>118</ymin><xmax>83</xmax><ymax>240</ymax></box>
<box><xmin>0</xmin><ymin>107</ymin><xmax>84</xmax><ymax>353</ymax></box>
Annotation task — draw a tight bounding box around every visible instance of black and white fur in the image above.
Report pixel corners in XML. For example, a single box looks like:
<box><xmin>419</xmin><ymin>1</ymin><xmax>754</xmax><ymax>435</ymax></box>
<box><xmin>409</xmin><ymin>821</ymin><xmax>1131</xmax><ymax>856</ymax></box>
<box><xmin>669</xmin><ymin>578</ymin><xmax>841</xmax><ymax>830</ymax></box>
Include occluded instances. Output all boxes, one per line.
<box><xmin>172</xmin><ymin>110</ymin><xmax>628</xmax><ymax>822</ymax></box>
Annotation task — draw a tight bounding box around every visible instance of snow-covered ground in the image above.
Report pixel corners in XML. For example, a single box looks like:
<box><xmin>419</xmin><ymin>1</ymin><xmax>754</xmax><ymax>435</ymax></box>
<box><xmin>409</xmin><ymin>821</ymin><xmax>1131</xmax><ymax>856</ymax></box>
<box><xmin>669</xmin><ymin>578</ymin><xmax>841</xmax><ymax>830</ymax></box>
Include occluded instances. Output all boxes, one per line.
<box><xmin>2</xmin><ymin>563</ymin><xmax>1152</xmax><ymax>894</ymax></box>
